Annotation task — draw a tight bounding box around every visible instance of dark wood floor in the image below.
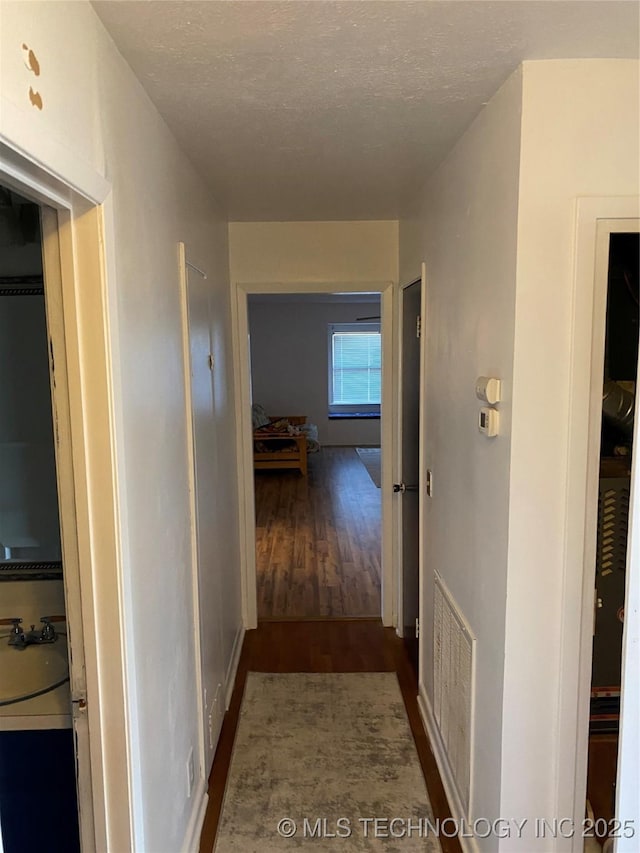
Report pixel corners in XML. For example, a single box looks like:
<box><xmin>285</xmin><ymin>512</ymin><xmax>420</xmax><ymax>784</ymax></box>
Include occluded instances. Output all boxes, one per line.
<box><xmin>199</xmin><ymin>620</ymin><xmax>461</xmax><ymax>853</ymax></box>
<box><xmin>254</xmin><ymin>447</ymin><xmax>381</xmax><ymax>619</ymax></box>
<box><xmin>587</xmin><ymin>733</ymin><xmax>618</xmax><ymax>840</ymax></box>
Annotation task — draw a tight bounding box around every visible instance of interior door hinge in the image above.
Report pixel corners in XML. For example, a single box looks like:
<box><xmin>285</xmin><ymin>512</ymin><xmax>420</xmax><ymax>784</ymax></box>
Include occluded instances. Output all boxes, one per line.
<box><xmin>415</xmin><ymin>617</ymin><xmax>420</xmax><ymax>639</ymax></box>
<box><xmin>208</xmin><ymin>353</ymin><xmax>214</xmax><ymax>370</ymax></box>
<box><xmin>416</xmin><ymin>315</ymin><xmax>422</xmax><ymax>339</ymax></box>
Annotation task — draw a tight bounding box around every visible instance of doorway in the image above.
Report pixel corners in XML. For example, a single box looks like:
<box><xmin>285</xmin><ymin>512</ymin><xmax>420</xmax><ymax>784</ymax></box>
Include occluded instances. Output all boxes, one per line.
<box><xmin>231</xmin><ymin>280</ymin><xmax>395</xmax><ymax>629</ymax></box>
<box><xmin>0</xmin><ymin>187</ymin><xmax>91</xmax><ymax>850</ymax></box>
<box><xmin>586</xmin><ymin>230</ymin><xmax>639</xmax><ymax>848</ymax></box>
<box><xmin>248</xmin><ymin>293</ymin><xmax>383</xmax><ymax>619</ymax></box>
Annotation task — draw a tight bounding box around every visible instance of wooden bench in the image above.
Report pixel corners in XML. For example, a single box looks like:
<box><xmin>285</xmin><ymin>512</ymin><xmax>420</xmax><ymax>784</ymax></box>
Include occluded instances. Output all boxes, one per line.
<box><xmin>253</xmin><ymin>415</ymin><xmax>308</xmax><ymax>476</ymax></box>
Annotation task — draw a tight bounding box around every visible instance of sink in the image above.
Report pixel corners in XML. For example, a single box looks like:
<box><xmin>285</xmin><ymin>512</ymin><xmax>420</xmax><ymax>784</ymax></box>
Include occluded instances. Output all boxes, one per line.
<box><xmin>0</xmin><ymin>635</ymin><xmax>69</xmax><ymax>706</ymax></box>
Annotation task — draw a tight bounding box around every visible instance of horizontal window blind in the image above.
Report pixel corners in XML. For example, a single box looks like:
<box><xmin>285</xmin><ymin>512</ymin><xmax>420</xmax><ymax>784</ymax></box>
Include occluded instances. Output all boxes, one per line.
<box><xmin>330</xmin><ymin>328</ymin><xmax>381</xmax><ymax>406</ymax></box>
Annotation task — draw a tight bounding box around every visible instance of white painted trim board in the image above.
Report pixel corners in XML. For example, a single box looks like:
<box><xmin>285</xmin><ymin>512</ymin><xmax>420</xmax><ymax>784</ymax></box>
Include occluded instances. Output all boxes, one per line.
<box><xmin>418</xmin><ymin>687</ymin><xmax>479</xmax><ymax>853</ymax></box>
<box><xmin>180</xmin><ymin>780</ymin><xmax>209</xmax><ymax>853</ymax></box>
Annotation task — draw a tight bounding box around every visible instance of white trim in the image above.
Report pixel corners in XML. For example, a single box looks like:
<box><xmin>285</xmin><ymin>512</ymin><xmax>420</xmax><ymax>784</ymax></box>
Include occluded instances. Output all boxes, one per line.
<box><xmin>394</xmin><ymin>284</ymin><xmax>405</xmax><ymax>636</ymax></box>
<box><xmin>230</xmin><ymin>284</ymin><xmax>257</xmax><ymax>628</ymax></box>
<box><xmin>380</xmin><ymin>284</ymin><xmax>395</xmax><ymax>627</ymax></box>
<box><xmin>616</xmin><ymin>333</ymin><xmax>640</xmax><ymax>852</ymax></box>
<box><xmin>180</xmin><ymin>780</ymin><xmax>209</xmax><ymax>853</ymax></box>
<box><xmin>97</xmin><ymin>193</ymin><xmax>142</xmax><ymax>853</ymax></box>
<box><xmin>178</xmin><ymin>242</ymin><xmax>208</xmax><ymax>806</ymax></box>
<box><xmin>225</xmin><ymin>626</ymin><xmax>246</xmax><ymax>710</ymax></box>
<box><xmin>418</xmin><ymin>262</ymin><xmax>428</xmax><ymax>688</ymax></box>
<box><xmin>417</xmin><ymin>687</ymin><xmax>479</xmax><ymax>853</ymax></box>
<box><xmin>231</xmin><ymin>280</ymin><xmax>396</xmax><ymax>629</ymax></box>
<box><xmin>560</xmin><ymin>197</ymin><xmax>640</xmax><ymax>851</ymax></box>
<box><xmin>40</xmin><ymin>206</ymin><xmax>96</xmax><ymax>850</ymax></box>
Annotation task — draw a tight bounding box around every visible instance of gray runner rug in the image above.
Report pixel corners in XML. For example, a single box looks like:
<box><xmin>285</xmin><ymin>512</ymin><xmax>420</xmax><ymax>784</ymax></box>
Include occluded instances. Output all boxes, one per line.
<box><xmin>355</xmin><ymin>447</ymin><xmax>381</xmax><ymax>488</ymax></box>
<box><xmin>214</xmin><ymin>672</ymin><xmax>441</xmax><ymax>852</ymax></box>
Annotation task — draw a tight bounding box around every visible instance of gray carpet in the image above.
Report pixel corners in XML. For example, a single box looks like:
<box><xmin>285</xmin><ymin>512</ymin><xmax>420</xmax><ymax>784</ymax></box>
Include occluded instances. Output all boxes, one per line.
<box><xmin>355</xmin><ymin>447</ymin><xmax>381</xmax><ymax>488</ymax></box>
<box><xmin>214</xmin><ymin>672</ymin><xmax>441</xmax><ymax>852</ymax></box>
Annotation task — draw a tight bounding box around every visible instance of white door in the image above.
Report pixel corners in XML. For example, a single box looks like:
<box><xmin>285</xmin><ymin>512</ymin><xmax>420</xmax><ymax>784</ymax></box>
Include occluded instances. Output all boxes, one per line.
<box><xmin>179</xmin><ymin>245</ymin><xmax>226</xmax><ymax>774</ymax></box>
<box><xmin>40</xmin><ymin>207</ymin><xmax>95</xmax><ymax>849</ymax></box>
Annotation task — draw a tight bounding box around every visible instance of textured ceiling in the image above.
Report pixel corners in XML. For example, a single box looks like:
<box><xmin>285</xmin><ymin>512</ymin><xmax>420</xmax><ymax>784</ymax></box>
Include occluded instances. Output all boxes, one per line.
<box><xmin>92</xmin><ymin>1</ymin><xmax>639</xmax><ymax>221</ymax></box>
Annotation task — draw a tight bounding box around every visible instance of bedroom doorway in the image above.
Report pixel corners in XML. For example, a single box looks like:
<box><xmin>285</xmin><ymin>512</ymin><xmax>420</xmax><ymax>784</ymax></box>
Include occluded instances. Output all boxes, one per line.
<box><xmin>231</xmin><ymin>281</ymin><xmax>395</xmax><ymax>629</ymax></box>
<box><xmin>248</xmin><ymin>293</ymin><xmax>382</xmax><ymax>619</ymax></box>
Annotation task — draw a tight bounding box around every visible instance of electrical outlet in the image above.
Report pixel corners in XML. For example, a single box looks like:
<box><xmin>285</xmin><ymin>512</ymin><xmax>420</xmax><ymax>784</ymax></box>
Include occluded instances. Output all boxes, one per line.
<box><xmin>186</xmin><ymin>747</ymin><xmax>194</xmax><ymax>798</ymax></box>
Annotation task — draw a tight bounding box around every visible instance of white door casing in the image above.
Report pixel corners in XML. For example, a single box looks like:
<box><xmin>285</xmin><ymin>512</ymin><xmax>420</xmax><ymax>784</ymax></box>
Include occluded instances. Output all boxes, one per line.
<box><xmin>231</xmin><ymin>280</ymin><xmax>396</xmax><ymax>629</ymax></box>
<box><xmin>561</xmin><ymin>198</ymin><xmax>640</xmax><ymax>850</ymax></box>
<box><xmin>40</xmin><ymin>205</ymin><xmax>96</xmax><ymax>850</ymax></box>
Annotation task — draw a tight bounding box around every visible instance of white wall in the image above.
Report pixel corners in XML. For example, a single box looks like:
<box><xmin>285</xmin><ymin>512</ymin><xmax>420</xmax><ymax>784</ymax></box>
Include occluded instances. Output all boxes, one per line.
<box><xmin>400</xmin><ymin>67</ymin><xmax>523</xmax><ymax>848</ymax></box>
<box><xmin>249</xmin><ymin>298</ymin><xmax>381</xmax><ymax>446</ymax></box>
<box><xmin>0</xmin><ymin>3</ymin><xmax>243</xmax><ymax>851</ymax></box>
<box><xmin>229</xmin><ymin>220</ymin><xmax>398</xmax><ymax>284</ymax></box>
<box><xmin>401</xmin><ymin>59</ymin><xmax>640</xmax><ymax>851</ymax></box>
<box><xmin>501</xmin><ymin>60</ymin><xmax>640</xmax><ymax>843</ymax></box>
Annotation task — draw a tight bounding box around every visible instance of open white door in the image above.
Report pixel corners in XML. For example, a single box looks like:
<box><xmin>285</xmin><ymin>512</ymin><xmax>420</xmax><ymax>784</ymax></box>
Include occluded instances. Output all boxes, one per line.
<box><xmin>40</xmin><ymin>207</ymin><xmax>96</xmax><ymax>849</ymax></box>
<box><xmin>178</xmin><ymin>244</ymin><xmax>225</xmax><ymax>780</ymax></box>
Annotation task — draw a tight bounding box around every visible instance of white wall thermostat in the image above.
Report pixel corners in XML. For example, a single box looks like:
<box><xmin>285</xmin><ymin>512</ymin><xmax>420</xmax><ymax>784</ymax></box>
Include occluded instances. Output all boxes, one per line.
<box><xmin>479</xmin><ymin>406</ymin><xmax>499</xmax><ymax>437</ymax></box>
<box><xmin>476</xmin><ymin>376</ymin><xmax>502</xmax><ymax>405</ymax></box>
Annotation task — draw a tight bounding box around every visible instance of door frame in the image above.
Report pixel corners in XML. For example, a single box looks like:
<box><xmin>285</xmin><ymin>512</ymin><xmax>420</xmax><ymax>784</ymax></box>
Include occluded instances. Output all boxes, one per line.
<box><xmin>39</xmin><ymin>205</ymin><xmax>96</xmax><ymax>850</ymax></box>
<box><xmin>394</xmin><ymin>261</ymin><xmax>428</xmax><ymax>689</ymax></box>
<box><xmin>231</xmin><ymin>279</ymin><xmax>395</xmax><ymax>628</ymax></box>
<box><xmin>176</xmin><ymin>243</ymin><xmax>208</xmax><ymax>805</ymax></box>
<box><xmin>561</xmin><ymin>197</ymin><xmax>640</xmax><ymax>848</ymax></box>
<box><xmin>0</xmin><ymin>142</ymin><xmax>134</xmax><ymax>851</ymax></box>
<box><xmin>395</xmin><ymin>265</ymin><xmax>427</xmax><ymax>648</ymax></box>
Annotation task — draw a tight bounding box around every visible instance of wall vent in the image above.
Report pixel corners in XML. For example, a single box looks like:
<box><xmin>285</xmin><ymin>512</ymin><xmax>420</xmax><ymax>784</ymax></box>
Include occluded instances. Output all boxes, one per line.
<box><xmin>597</xmin><ymin>477</ymin><xmax>630</xmax><ymax>576</ymax></box>
<box><xmin>433</xmin><ymin>572</ymin><xmax>476</xmax><ymax>816</ymax></box>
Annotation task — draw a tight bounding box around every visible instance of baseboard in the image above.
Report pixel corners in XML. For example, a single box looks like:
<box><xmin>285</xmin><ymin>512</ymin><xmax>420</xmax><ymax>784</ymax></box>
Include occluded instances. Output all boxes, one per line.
<box><xmin>225</xmin><ymin>625</ymin><xmax>245</xmax><ymax>709</ymax></box>
<box><xmin>418</xmin><ymin>686</ymin><xmax>479</xmax><ymax>853</ymax></box>
<box><xmin>180</xmin><ymin>779</ymin><xmax>208</xmax><ymax>853</ymax></box>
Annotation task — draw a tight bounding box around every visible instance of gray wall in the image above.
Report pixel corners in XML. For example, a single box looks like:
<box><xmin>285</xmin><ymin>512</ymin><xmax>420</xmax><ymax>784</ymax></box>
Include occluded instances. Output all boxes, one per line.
<box><xmin>249</xmin><ymin>297</ymin><xmax>381</xmax><ymax>446</ymax></box>
<box><xmin>0</xmin><ymin>222</ymin><xmax>61</xmax><ymax>562</ymax></box>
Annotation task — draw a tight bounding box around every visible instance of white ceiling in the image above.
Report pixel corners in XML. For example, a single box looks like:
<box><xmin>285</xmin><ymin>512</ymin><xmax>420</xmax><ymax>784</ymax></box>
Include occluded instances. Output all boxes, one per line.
<box><xmin>92</xmin><ymin>1</ymin><xmax>639</xmax><ymax>222</ymax></box>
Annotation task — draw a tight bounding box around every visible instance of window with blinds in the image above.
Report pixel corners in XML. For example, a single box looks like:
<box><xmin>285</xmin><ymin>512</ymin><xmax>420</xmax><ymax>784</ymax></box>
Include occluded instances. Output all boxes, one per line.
<box><xmin>328</xmin><ymin>323</ymin><xmax>381</xmax><ymax>415</ymax></box>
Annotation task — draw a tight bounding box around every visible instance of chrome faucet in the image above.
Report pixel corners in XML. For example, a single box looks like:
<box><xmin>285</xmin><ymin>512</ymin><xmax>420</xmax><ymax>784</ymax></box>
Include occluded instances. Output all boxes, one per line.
<box><xmin>0</xmin><ymin>616</ymin><xmax>64</xmax><ymax>649</ymax></box>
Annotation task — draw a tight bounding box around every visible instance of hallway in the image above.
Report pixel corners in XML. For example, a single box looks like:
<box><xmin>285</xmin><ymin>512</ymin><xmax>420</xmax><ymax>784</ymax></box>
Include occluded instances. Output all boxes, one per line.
<box><xmin>255</xmin><ymin>448</ymin><xmax>381</xmax><ymax>619</ymax></box>
<box><xmin>199</xmin><ymin>620</ymin><xmax>462</xmax><ymax>853</ymax></box>
<box><xmin>1</xmin><ymin>3</ymin><xmax>637</xmax><ymax>849</ymax></box>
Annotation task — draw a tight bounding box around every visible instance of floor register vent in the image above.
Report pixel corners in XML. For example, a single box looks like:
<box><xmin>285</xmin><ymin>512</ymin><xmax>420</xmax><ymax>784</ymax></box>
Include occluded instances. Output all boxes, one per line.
<box><xmin>433</xmin><ymin>572</ymin><xmax>476</xmax><ymax>816</ymax></box>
